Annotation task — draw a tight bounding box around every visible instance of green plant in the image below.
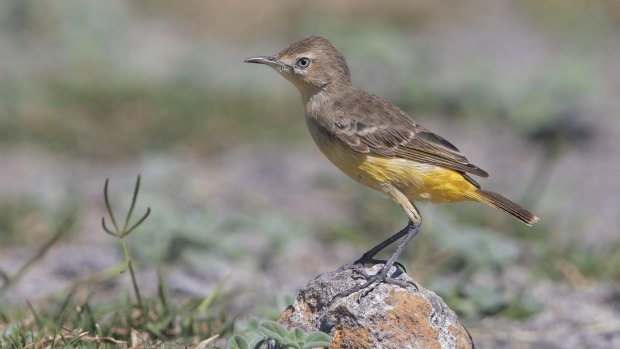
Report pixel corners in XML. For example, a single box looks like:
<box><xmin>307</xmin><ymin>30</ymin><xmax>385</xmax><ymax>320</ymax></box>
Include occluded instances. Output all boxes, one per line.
<box><xmin>228</xmin><ymin>321</ymin><xmax>331</xmax><ymax>349</ymax></box>
<box><xmin>1</xmin><ymin>175</ymin><xmax>236</xmax><ymax>348</ymax></box>
<box><xmin>101</xmin><ymin>175</ymin><xmax>151</xmax><ymax>309</ymax></box>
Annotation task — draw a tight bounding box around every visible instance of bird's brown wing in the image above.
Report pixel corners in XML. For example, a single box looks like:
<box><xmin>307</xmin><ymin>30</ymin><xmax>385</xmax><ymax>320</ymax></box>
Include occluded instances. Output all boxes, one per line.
<box><xmin>328</xmin><ymin>91</ymin><xmax>489</xmax><ymax>179</ymax></box>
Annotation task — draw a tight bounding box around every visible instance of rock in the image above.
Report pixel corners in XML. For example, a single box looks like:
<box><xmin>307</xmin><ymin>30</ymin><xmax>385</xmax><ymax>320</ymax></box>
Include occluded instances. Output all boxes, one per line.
<box><xmin>279</xmin><ymin>264</ymin><xmax>474</xmax><ymax>349</ymax></box>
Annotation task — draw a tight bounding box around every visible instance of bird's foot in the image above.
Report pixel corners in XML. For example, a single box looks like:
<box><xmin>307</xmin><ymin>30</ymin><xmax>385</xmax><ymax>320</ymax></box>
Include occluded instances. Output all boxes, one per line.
<box><xmin>334</xmin><ymin>262</ymin><xmax>416</xmax><ymax>299</ymax></box>
<box><xmin>333</xmin><ymin>219</ymin><xmax>421</xmax><ymax>300</ymax></box>
<box><xmin>338</xmin><ymin>254</ymin><xmax>407</xmax><ymax>274</ymax></box>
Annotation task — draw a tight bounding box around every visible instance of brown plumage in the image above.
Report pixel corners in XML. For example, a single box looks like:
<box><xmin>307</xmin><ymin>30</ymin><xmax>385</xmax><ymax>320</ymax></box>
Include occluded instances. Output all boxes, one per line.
<box><xmin>245</xmin><ymin>36</ymin><xmax>538</xmax><ymax>296</ymax></box>
<box><xmin>246</xmin><ymin>36</ymin><xmax>539</xmax><ymax>225</ymax></box>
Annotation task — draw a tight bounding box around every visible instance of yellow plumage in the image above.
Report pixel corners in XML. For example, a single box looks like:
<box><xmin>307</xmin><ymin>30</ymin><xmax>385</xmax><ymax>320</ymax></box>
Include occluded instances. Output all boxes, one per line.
<box><xmin>314</xmin><ymin>131</ymin><xmax>477</xmax><ymax>204</ymax></box>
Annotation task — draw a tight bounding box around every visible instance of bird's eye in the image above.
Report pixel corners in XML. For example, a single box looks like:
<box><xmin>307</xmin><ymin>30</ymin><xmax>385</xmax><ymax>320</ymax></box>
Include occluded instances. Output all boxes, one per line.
<box><xmin>296</xmin><ymin>57</ymin><xmax>311</xmax><ymax>69</ymax></box>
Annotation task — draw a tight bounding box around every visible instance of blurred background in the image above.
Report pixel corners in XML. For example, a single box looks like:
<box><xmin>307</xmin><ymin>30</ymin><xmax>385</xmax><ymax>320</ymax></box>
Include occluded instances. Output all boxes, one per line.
<box><xmin>1</xmin><ymin>0</ymin><xmax>619</xmax><ymax>347</ymax></box>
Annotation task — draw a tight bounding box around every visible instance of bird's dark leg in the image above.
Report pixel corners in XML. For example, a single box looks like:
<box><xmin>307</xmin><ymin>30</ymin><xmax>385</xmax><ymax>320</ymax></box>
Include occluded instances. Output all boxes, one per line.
<box><xmin>335</xmin><ymin>187</ymin><xmax>422</xmax><ymax>299</ymax></box>
<box><xmin>337</xmin><ymin>221</ymin><xmax>411</xmax><ymax>274</ymax></box>
<box><xmin>354</xmin><ymin>221</ymin><xmax>413</xmax><ymax>265</ymax></box>
<box><xmin>336</xmin><ymin>219</ymin><xmax>421</xmax><ymax>298</ymax></box>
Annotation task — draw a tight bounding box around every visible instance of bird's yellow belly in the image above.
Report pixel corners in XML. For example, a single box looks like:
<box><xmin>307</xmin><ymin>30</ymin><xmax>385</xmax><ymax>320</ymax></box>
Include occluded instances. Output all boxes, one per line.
<box><xmin>312</xmin><ymin>133</ymin><xmax>476</xmax><ymax>203</ymax></box>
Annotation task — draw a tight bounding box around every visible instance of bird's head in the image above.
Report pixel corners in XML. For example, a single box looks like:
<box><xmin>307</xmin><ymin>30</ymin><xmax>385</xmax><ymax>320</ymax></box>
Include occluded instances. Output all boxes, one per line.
<box><xmin>245</xmin><ymin>36</ymin><xmax>351</xmax><ymax>98</ymax></box>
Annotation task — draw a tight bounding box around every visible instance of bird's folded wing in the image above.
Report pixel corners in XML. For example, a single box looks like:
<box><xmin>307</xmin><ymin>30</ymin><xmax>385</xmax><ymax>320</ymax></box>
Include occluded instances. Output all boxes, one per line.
<box><xmin>330</xmin><ymin>111</ymin><xmax>489</xmax><ymax>179</ymax></box>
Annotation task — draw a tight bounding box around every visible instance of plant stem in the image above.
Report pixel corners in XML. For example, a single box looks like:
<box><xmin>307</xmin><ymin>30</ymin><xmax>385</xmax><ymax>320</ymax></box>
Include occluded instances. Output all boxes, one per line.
<box><xmin>120</xmin><ymin>238</ymin><xmax>143</xmax><ymax>307</ymax></box>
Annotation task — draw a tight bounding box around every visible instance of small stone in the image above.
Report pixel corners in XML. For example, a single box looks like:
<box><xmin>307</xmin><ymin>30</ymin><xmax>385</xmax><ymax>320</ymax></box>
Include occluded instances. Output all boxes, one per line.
<box><xmin>279</xmin><ymin>264</ymin><xmax>474</xmax><ymax>349</ymax></box>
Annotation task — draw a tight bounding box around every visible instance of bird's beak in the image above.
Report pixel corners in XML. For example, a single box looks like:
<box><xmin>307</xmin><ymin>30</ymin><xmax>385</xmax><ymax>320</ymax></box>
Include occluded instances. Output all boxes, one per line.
<box><xmin>244</xmin><ymin>56</ymin><xmax>286</xmax><ymax>68</ymax></box>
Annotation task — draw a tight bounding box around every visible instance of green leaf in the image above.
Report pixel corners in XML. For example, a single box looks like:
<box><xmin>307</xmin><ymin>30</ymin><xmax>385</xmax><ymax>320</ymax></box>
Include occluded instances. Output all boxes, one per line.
<box><xmin>258</xmin><ymin>320</ymin><xmax>289</xmax><ymax>342</ymax></box>
<box><xmin>302</xmin><ymin>331</ymin><xmax>332</xmax><ymax>349</ymax></box>
<box><xmin>287</xmin><ymin>327</ymin><xmax>305</xmax><ymax>346</ymax></box>
<box><xmin>228</xmin><ymin>334</ymin><xmax>250</xmax><ymax>349</ymax></box>
<box><xmin>196</xmin><ymin>278</ymin><xmax>228</xmax><ymax>314</ymax></box>
<box><xmin>277</xmin><ymin>336</ymin><xmax>300</xmax><ymax>349</ymax></box>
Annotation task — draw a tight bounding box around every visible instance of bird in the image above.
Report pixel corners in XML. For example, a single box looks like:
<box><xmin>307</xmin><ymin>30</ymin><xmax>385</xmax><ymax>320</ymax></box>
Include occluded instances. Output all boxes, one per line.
<box><xmin>245</xmin><ymin>36</ymin><xmax>538</xmax><ymax>296</ymax></box>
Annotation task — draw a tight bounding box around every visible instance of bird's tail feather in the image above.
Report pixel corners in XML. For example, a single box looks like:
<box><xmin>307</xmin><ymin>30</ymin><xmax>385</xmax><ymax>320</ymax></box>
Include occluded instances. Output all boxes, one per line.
<box><xmin>471</xmin><ymin>189</ymin><xmax>539</xmax><ymax>226</ymax></box>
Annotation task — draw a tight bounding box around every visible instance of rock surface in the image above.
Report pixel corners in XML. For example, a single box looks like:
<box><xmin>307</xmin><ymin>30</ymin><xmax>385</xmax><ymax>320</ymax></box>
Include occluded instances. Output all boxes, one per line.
<box><xmin>279</xmin><ymin>265</ymin><xmax>474</xmax><ymax>349</ymax></box>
